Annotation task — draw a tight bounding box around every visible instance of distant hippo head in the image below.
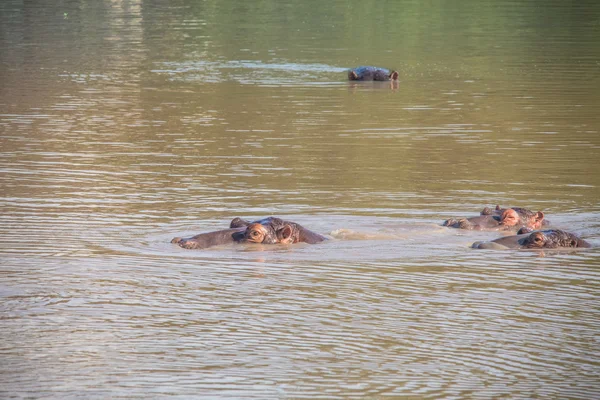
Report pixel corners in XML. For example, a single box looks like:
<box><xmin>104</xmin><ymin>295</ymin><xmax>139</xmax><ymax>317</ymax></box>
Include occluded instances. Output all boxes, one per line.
<box><xmin>522</xmin><ymin>230</ymin><xmax>591</xmax><ymax>249</ymax></box>
<box><xmin>472</xmin><ymin>229</ymin><xmax>591</xmax><ymax>250</ymax></box>
<box><xmin>348</xmin><ymin>66</ymin><xmax>399</xmax><ymax>81</ymax></box>
<box><xmin>499</xmin><ymin>208</ymin><xmax>545</xmax><ymax>230</ymax></box>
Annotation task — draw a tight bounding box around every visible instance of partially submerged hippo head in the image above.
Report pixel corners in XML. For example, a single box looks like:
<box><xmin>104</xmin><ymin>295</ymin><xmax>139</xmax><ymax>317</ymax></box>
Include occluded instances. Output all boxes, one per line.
<box><xmin>473</xmin><ymin>229</ymin><xmax>591</xmax><ymax>250</ymax></box>
<box><xmin>235</xmin><ymin>217</ymin><xmax>326</xmax><ymax>245</ymax></box>
<box><xmin>499</xmin><ymin>208</ymin><xmax>545</xmax><ymax>230</ymax></box>
<box><xmin>235</xmin><ymin>218</ymin><xmax>290</xmax><ymax>244</ymax></box>
<box><xmin>521</xmin><ymin>230</ymin><xmax>591</xmax><ymax>249</ymax></box>
<box><xmin>348</xmin><ymin>66</ymin><xmax>399</xmax><ymax>81</ymax></box>
<box><xmin>172</xmin><ymin>216</ymin><xmax>326</xmax><ymax>250</ymax></box>
<box><xmin>444</xmin><ymin>206</ymin><xmax>548</xmax><ymax>231</ymax></box>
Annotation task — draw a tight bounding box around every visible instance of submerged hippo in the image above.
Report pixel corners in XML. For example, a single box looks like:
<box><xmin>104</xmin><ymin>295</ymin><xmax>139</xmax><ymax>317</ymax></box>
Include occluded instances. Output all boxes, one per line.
<box><xmin>443</xmin><ymin>206</ymin><xmax>546</xmax><ymax>231</ymax></box>
<box><xmin>237</xmin><ymin>217</ymin><xmax>327</xmax><ymax>245</ymax></box>
<box><xmin>171</xmin><ymin>217</ymin><xmax>326</xmax><ymax>250</ymax></box>
<box><xmin>472</xmin><ymin>229</ymin><xmax>592</xmax><ymax>250</ymax></box>
<box><xmin>481</xmin><ymin>205</ymin><xmax>550</xmax><ymax>225</ymax></box>
<box><xmin>348</xmin><ymin>66</ymin><xmax>399</xmax><ymax>81</ymax></box>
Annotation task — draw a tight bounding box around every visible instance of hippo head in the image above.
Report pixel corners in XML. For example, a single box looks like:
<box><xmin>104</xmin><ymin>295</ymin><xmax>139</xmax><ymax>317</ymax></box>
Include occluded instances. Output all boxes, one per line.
<box><xmin>523</xmin><ymin>231</ymin><xmax>553</xmax><ymax>249</ymax></box>
<box><xmin>522</xmin><ymin>229</ymin><xmax>588</xmax><ymax>249</ymax></box>
<box><xmin>240</xmin><ymin>222</ymin><xmax>279</xmax><ymax>244</ymax></box>
<box><xmin>235</xmin><ymin>218</ymin><xmax>297</xmax><ymax>245</ymax></box>
<box><xmin>500</xmin><ymin>209</ymin><xmax>545</xmax><ymax>230</ymax></box>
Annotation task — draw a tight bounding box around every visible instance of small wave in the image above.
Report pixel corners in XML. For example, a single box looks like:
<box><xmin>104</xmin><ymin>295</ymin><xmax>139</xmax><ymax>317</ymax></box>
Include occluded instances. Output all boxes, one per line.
<box><xmin>330</xmin><ymin>228</ymin><xmax>404</xmax><ymax>240</ymax></box>
<box><xmin>152</xmin><ymin>60</ymin><xmax>348</xmax><ymax>86</ymax></box>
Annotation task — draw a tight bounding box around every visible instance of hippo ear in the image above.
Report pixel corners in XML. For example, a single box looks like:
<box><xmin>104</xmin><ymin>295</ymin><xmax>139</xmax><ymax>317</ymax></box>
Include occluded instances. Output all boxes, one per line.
<box><xmin>534</xmin><ymin>212</ymin><xmax>544</xmax><ymax>222</ymax></box>
<box><xmin>278</xmin><ymin>224</ymin><xmax>292</xmax><ymax>241</ymax></box>
<box><xmin>517</xmin><ymin>227</ymin><xmax>533</xmax><ymax>235</ymax></box>
<box><xmin>277</xmin><ymin>224</ymin><xmax>297</xmax><ymax>244</ymax></box>
<box><xmin>230</xmin><ymin>218</ymin><xmax>250</xmax><ymax>228</ymax></box>
<box><xmin>389</xmin><ymin>70</ymin><xmax>399</xmax><ymax>80</ymax></box>
<box><xmin>348</xmin><ymin>70</ymin><xmax>358</xmax><ymax>80</ymax></box>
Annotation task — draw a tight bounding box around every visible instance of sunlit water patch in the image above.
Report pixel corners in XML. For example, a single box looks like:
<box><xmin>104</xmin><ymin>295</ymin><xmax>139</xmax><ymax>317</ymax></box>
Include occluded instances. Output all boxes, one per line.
<box><xmin>152</xmin><ymin>60</ymin><xmax>349</xmax><ymax>86</ymax></box>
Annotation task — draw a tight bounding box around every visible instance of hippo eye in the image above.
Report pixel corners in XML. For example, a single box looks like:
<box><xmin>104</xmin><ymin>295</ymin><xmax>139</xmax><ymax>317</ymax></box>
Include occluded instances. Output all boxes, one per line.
<box><xmin>251</xmin><ymin>231</ymin><xmax>259</xmax><ymax>237</ymax></box>
<box><xmin>534</xmin><ymin>236</ymin><xmax>542</xmax><ymax>243</ymax></box>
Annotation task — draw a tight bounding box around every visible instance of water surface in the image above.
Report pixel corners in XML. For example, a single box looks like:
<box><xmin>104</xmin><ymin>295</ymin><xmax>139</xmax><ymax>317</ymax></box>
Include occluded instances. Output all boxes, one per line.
<box><xmin>1</xmin><ymin>0</ymin><xmax>600</xmax><ymax>398</ymax></box>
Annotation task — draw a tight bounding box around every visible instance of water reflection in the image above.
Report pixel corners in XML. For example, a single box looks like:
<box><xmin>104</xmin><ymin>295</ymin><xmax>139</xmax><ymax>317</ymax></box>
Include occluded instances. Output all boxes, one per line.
<box><xmin>153</xmin><ymin>60</ymin><xmax>349</xmax><ymax>86</ymax></box>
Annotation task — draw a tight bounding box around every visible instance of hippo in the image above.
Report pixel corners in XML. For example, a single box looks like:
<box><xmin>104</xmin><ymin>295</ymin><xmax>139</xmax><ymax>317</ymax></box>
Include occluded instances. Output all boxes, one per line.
<box><xmin>472</xmin><ymin>229</ymin><xmax>592</xmax><ymax>250</ymax></box>
<box><xmin>171</xmin><ymin>217</ymin><xmax>326</xmax><ymax>250</ymax></box>
<box><xmin>348</xmin><ymin>66</ymin><xmax>399</xmax><ymax>81</ymax></box>
<box><xmin>237</xmin><ymin>217</ymin><xmax>327</xmax><ymax>245</ymax></box>
<box><xmin>481</xmin><ymin>205</ymin><xmax>550</xmax><ymax>226</ymax></box>
<box><xmin>443</xmin><ymin>206</ymin><xmax>546</xmax><ymax>231</ymax></box>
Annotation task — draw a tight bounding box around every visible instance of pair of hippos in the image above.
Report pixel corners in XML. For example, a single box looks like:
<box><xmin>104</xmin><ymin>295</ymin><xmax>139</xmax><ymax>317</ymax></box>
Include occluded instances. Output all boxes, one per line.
<box><xmin>443</xmin><ymin>205</ymin><xmax>591</xmax><ymax>250</ymax></box>
<box><xmin>171</xmin><ymin>206</ymin><xmax>591</xmax><ymax>251</ymax></box>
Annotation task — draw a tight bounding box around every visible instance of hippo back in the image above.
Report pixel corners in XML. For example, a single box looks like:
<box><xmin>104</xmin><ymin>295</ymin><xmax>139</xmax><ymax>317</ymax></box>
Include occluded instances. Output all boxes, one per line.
<box><xmin>348</xmin><ymin>66</ymin><xmax>393</xmax><ymax>81</ymax></box>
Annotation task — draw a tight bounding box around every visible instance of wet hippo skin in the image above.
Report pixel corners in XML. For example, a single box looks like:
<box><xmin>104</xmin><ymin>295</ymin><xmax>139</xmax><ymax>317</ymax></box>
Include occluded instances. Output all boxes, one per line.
<box><xmin>443</xmin><ymin>215</ymin><xmax>503</xmax><ymax>230</ymax></box>
<box><xmin>238</xmin><ymin>217</ymin><xmax>327</xmax><ymax>245</ymax></box>
<box><xmin>348</xmin><ymin>66</ymin><xmax>399</xmax><ymax>81</ymax></box>
<box><xmin>172</xmin><ymin>217</ymin><xmax>326</xmax><ymax>250</ymax></box>
<box><xmin>171</xmin><ymin>217</ymin><xmax>252</xmax><ymax>250</ymax></box>
<box><xmin>472</xmin><ymin>229</ymin><xmax>592</xmax><ymax>250</ymax></box>
<box><xmin>444</xmin><ymin>206</ymin><xmax>547</xmax><ymax>231</ymax></box>
<box><xmin>171</xmin><ymin>227</ymin><xmax>246</xmax><ymax>250</ymax></box>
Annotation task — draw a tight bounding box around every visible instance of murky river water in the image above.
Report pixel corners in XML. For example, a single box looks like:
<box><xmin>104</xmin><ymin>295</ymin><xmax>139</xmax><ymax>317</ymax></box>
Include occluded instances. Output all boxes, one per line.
<box><xmin>2</xmin><ymin>0</ymin><xmax>600</xmax><ymax>398</ymax></box>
